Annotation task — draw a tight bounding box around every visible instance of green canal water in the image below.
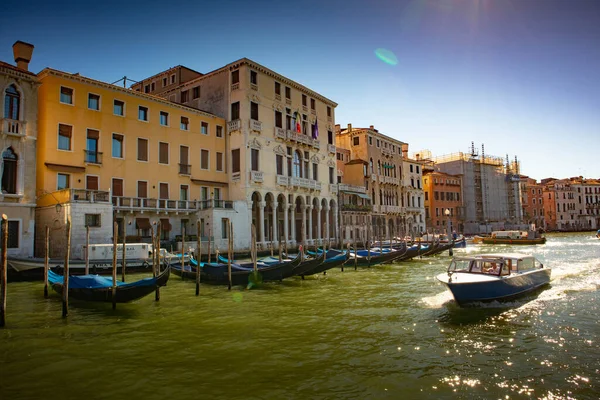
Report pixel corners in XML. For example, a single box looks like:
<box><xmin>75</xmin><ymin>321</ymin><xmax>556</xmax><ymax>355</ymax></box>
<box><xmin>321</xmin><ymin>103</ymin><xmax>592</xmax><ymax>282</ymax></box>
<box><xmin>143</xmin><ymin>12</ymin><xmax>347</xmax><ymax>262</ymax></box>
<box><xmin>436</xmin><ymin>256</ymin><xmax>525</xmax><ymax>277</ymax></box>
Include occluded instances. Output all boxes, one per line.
<box><xmin>1</xmin><ymin>233</ymin><xmax>599</xmax><ymax>399</ymax></box>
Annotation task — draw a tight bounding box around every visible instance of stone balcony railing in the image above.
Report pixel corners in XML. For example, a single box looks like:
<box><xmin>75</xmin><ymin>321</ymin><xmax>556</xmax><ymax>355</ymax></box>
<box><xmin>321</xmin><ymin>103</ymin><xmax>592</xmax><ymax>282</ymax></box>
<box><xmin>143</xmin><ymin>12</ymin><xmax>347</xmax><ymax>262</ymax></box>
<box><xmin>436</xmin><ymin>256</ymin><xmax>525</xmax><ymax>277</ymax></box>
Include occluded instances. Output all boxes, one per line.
<box><xmin>274</xmin><ymin>127</ymin><xmax>286</xmax><ymax>140</ymax></box>
<box><xmin>384</xmin><ymin>176</ymin><xmax>399</xmax><ymax>185</ymax></box>
<box><xmin>341</xmin><ymin>204</ymin><xmax>372</xmax><ymax>212</ymax></box>
<box><xmin>276</xmin><ymin>175</ymin><xmax>321</xmax><ymax>190</ymax></box>
<box><xmin>1</xmin><ymin>118</ymin><xmax>26</xmax><ymax>137</ymax></box>
<box><xmin>381</xmin><ymin>147</ymin><xmax>393</xmax><ymax>157</ymax></box>
<box><xmin>285</xmin><ymin>130</ymin><xmax>320</xmax><ymax>149</ymax></box>
<box><xmin>227</xmin><ymin>119</ymin><xmax>241</xmax><ymax>133</ymax></box>
<box><xmin>405</xmin><ymin>206</ymin><xmax>422</xmax><ymax>213</ymax></box>
<box><xmin>328</xmin><ymin>144</ymin><xmax>336</xmax><ymax>154</ymax></box>
<box><xmin>338</xmin><ymin>183</ymin><xmax>367</xmax><ymax>194</ymax></box>
<box><xmin>71</xmin><ymin>189</ymin><xmax>111</xmax><ymax>203</ymax></box>
<box><xmin>329</xmin><ymin>184</ymin><xmax>338</xmax><ymax>193</ymax></box>
<box><xmin>250</xmin><ymin>119</ymin><xmax>262</xmax><ymax>132</ymax></box>
<box><xmin>113</xmin><ymin>196</ymin><xmax>200</xmax><ymax>212</ymax></box>
<box><xmin>250</xmin><ymin>171</ymin><xmax>264</xmax><ymax>183</ymax></box>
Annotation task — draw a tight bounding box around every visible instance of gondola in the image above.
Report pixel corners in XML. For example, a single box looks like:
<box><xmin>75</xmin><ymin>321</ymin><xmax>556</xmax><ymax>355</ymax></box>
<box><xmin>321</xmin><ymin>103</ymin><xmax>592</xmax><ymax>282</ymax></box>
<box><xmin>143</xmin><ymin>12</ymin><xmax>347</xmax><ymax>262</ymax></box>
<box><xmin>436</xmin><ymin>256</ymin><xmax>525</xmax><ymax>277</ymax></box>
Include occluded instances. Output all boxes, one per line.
<box><xmin>394</xmin><ymin>244</ymin><xmax>422</xmax><ymax>262</ymax></box>
<box><xmin>47</xmin><ymin>266</ymin><xmax>170</xmax><ymax>303</ymax></box>
<box><xmin>344</xmin><ymin>247</ymin><xmax>404</xmax><ymax>267</ymax></box>
<box><xmin>303</xmin><ymin>249</ymin><xmax>350</xmax><ymax>275</ymax></box>
<box><xmin>289</xmin><ymin>251</ymin><xmax>326</xmax><ymax>277</ymax></box>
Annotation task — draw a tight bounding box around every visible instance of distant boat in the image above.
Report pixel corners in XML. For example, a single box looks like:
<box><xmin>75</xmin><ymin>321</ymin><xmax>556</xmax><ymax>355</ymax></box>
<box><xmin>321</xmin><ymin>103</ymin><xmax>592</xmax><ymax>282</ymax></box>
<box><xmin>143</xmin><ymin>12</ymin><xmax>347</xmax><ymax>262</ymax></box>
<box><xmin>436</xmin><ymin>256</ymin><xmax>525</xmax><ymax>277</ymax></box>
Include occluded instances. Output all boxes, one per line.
<box><xmin>47</xmin><ymin>266</ymin><xmax>170</xmax><ymax>303</ymax></box>
<box><xmin>436</xmin><ymin>253</ymin><xmax>551</xmax><ymax>305</ymax></box>
<box><xmin>596</xmin><ymin>229</ymin><xmax>600</xmax><ymax>239</ymax></box>
<box><xmin>481</xmin><ymin>230</ymin><xmax>546</xmax><ymax>245</ymax></box>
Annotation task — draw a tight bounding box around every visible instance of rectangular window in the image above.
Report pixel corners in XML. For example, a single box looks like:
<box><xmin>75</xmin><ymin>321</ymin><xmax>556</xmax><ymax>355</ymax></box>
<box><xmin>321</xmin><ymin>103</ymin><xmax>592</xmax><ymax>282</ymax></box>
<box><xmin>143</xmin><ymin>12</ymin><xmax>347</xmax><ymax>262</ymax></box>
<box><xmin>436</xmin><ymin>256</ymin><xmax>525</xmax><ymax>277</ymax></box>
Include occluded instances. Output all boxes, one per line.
<box><xmin>275</xmin><ymin>82</ymin><xmax>281</xmax><ymax>95</ymax></box>
<box><xmin>200</xmin><ymin>149</ymin><xmax>209</xmax><ymax>170</ymax></box>
<box><xmin>251</xmin><ymin>149</ymin><xmax>259</xmax><ymax>171</ymax></box>
<box><xmin>86</xmin><ymin>175</ymin><xmax>99</xmax><ymax>190</ymax></box>
<box><xmin>112</xmin><ymin>133</ymin><xmax>124</xmax><ymax>158</ymax></box>
<box><xmin>6</xmin><ymin>221</ymin><xmax>19</xmax><ymax>248</ymax></box>
<box><xmin>58</xmin><ymin>124</ymin><xmax>72</xmax><ymax>150</ymax></box>
<box><xmin>144</xmin><ymin>85</ymin><xmax>150</xmax><ymax>93</ymax></box>
<box><xmin>232</xmin><ymin>149</ymin><xmax>240</xmax><ymax>173</ymax></box>
<box><xmin>231</xmin><ymin>70</ymin><xmax>239</xmax><ymax>84</ymax></box>
<box><xmin>113</xmin><ymin>100</ymin><xmax>124</xmax><ymax>116</ymax></box>
<box><xmin>171</xmin><ymin>74</ymin><xmax>176</xmax><ymax>84</ymax></box>
<box><xmin>216</xmin><ymin>152</ymin><xmax>223</xmax><ymax>171</ymax></box>
<box><xmin>251</xmin><ymin>102</ymin><xmax>259</xmax><ymax>120</ymax></box>
<box><xmin>231</xmin><ymin>102</ymin><xmax>240</xmax><ymax>120</ymax></box>
<box><xmin>60</xmin><ymin>87</ymin><xmax>73</xmax><ymax>104</ymax></box>
<box><xmin>285</xmin><ymin>86</ymin><xmax>291</xmax><ymax>99</ymax></box>
<box><xmin>181</xmin><ymin>90</ymin><xmax>188</xmax><ymax>103</ymax></box>
<box><xmin>85</xmin><ymin>214</ymin><xmax>101</xmax><ymax>227</ymax></box>
<box><xmin>353</xmin><ymin>137</ymin><xmax>360</xmax><ymax>146</ymax></box>
<box><xmin>302</xmin><ymin>115</ymin><xmax>307</xmax><ymax>135</ymax></box>
<box><xmin>179</xmin><ymin>145</ymin><xmax>190</xmax><ymax>174</ymax></box>
<box><xmin>286</xmin><ymin>108</ymin><xmax>292</xmax><ymax>130</ymax></box>
<box><xmin>201</xmin><ymin>187</ymin><xmax>208</xmax><ymax>201</ymax></box>
<box><xmin>221</xmin><ymin>218</ymin><xmax>229</xmax><ymax>239</ymax></box>
<box><xmin>276</xmin><ymin>154</ymin><xmax>283</xmax><ymax>175</ymax></box>
<box><xmin>201</xmin><ymin>122</ymin><xmax>209</xmax><ymax>135</ymax></box>
<box><xmin>327</xmin><ymin>106</ymin><xmax>331</xmax><ymax>117</ymax></box>
<box><xmin>151</xmin><ymin>82</ymin><xmax>155</xmax><ymax>91</ymax></box>
<box><xmin>214</xmin><ymin>188</ymin><xmax>221</xmax><ymax>200</ymax></box>
<box><xmin>88</xmin><ymin>93</ymin><xmax>100</xmax><ymax>110</ymax></box>
<box><xmin>328</xmin><ymin>130</ymin><xmax>333</xmax><ymax>145</ymax></box>
<box><xmin>192</xmin><ymin>86</ymin><xmax>200</xmax><ymax>99</ymax></box>
<box><xmin>216</xmin><ymin>125</ymin><xmax>223</xmax><ymax>138</ymax></box>
<box><xmin>302</xmin><ymin>94</ymin><xmax>307</xmax><ymax>106</ymax></box>
<box><xmin>329</xmin><ymin>167</ymin><xmax>334</xmax><ymax>184</ymax></box>
<box><xmin>162</xmin><ymin>77</ymin><xmax>167</xmax><ymax>87</ymax></box>
<box><xmin>160</xmin><ymin>111</ymin><xmax>169</xmax><ymax>126</ymax></box>
<box><xmin>137</xmin><ymin>138</ymin><xmax>148</xmax><ymax>161</ymax></box>
<box><xmin>376</xmin><ymin>139</ymin><xmax>380</xmax><ymax>147</ymax></box>
<box><xmin>138</xmin><ymin>106</ymin><xmax>148</xmax><ymax>121</ymax></box>
<box><xmin>137</xmin><ymin>181</ymin><xmax>148</xmax><ymax>198</ymax></box>
<box><xmin>57</xmin><ymin>173</ymin><xmax>70</xmax><ymax>190</ymax></box>
<box><xmin>250</xmin><ymin>70</ymin><xmax>257</xmax><ymax>85</ymax></box>
<box><xmin>112</xmin><ymin>178</ymin><xmax>124</xmax><ymax>197</ymax></box>
<box><xmin>159</xmin><ymin>182</ymin><xmax>169</xmax><ymax>199</ymax></box>
<box><xmin>275</xmin><ymin>111</ymin><xmax>283</xmax><ymax>128</ymax></box>
<box><xmin>312</xmin><ymin>163</ymin><xmax>318</xmax><ymax>181</ymax></box>
<box><xmin>310</xmin><ymin>98</ymin><xmax>315</xmax><ymax>110</ymax></box>
<box><xmin>180</xmin><ymin>185</ymin><xmax>189</xmax><ymax>201</ymax></box>
<box><xmin>159</xmin><ymin>142</ymin><xmax>169</xmax><ymax>164</ymax></box>
<box><xmin>181</xmin><ymin>116</ymin><xmax>189</xmax><ymax>130</ymax></box>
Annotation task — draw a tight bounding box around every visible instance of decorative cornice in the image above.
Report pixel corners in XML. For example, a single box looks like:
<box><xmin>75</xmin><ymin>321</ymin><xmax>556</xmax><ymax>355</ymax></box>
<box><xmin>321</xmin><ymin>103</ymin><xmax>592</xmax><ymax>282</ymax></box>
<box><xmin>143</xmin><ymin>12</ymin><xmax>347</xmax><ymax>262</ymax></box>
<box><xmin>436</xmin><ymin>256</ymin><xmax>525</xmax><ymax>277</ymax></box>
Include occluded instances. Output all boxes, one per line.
<box><xmin>249</xmin><ymin>137</ymin><xmax>262</xmax><ymax>150</ymax></box>
<box><xmin>327</xmin><ymin>160</ymin><xmax>336</xmax><ymax>167</ymax></box>
<box><xmin>272</xmin><ymin>103</ymin><xmax>284</xmax><ymax>112</ymax></box>
<box><xmin>273</xmin><ymin>145</ymin><xmax>286</xmax><ymax>155</ymax></box>
<box><xmin>310</xmin><ymin>155</ymin><xmax>320</xmax><ymax>163</ymax></box>
<box><xmin>37</xmin><ymin>68</ymin><xmax>220</xmax><ymax>119</ymax></box>
<box><xmin>247</xmin><ymin>93</ymin><xmax>261</xmax><ymax>103</ymax></box>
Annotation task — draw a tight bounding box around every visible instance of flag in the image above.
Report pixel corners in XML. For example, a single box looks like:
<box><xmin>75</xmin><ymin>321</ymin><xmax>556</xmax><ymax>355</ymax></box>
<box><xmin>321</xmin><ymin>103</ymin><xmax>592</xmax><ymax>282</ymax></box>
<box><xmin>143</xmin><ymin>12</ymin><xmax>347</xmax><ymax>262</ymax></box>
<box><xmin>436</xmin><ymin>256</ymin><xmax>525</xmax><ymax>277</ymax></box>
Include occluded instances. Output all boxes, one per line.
<box><xmin>312</xmin><ymin>118</ymin><xmax>319</xmax><ymax>139</ymax></box>
<box><xmin>294</xmin><ymin>111</ymin><xmax>302</xmax><ymax>133</ymax></box>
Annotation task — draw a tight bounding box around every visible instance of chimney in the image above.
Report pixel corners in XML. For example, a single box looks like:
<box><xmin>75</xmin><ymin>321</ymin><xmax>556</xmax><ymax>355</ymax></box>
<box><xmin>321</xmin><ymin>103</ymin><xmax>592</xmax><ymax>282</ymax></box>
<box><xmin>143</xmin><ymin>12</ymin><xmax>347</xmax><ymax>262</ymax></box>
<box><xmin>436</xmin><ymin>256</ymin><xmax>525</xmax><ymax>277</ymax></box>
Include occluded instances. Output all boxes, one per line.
<box><xmin>13</xmin><ymin>41</ymin><xmax>34</xmax><ymax>71</ymax></box>
<box><xmin>369</xmin><ymin>125</ymin><xmax>374</xmax><ymax>130</ymax></box>
<box><xmin>347</xmin><ymin>123</ymin><xmax>352</xmax><ymax>132</ymax></box>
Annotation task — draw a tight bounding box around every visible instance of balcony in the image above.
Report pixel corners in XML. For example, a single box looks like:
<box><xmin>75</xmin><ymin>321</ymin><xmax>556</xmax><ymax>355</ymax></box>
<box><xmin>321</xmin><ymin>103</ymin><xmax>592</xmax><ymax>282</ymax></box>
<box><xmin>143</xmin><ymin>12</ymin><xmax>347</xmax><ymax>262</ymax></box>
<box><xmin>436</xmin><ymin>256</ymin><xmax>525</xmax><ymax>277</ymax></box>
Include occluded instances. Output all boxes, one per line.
<box><xmin>329</xmin><ymin>184</ymin><xmax>338</xmax><ymax>193</ymax></box>
<box><xmin>381</xmin><ymin>205</ymin><xmax>401</xmax><ymax>214</ymax></box>
<box><xmin>179</xmin><ymin>163</ymin><xmax>191</xmax><ymax>175</ymax></box>
<box><xmin>275</xmin><ymin>94</ymin><xmax>281</xmax><ymax>102</ymax></box>
<box><xmin>228</xmin><ymin>119</ymin><xmax>241</xmax><ymax>133</ymax></box>
<box><xmin>250</xmin><ymin>119</ymin><xmax>262</xmax><ymax>132</ymax></box>
<box><xmin>113</xmin><ymin>196</ymin><xmax>200</xmax><ymax>213</ymax></box>
<box><xmin>274</xmin><ymin>127</ymin><xmax>286</xmax><ymax>140</ymax></box>
<box><xmin>381</xmin><ymin>147</ymin><xmax>393</xmax><ymax>157</ymax></box>
<box><xmin>231</xmin><ymin>83</ymin><xmax>239</xmax><ymax>91</ymax></box>
<box><xmin>328</xmin><ymin>144</ymin><xmax>336</xmax><ymax>154</ymax></box>
<box><xmin>290</xmin><ymin>177</ymin><xmax>321</xmax><ymax>190</ymax></box>
<box><xmin>338</xmin><ymin>183</ymin><xmax>367</xmax><ymax>194</ymax></box>
<box><xmin>341</xmin><ymin>204</ymin><xmax>372</xmax><ymax>212</ymax></box>
<box><xmin>84</xmin><ymin>150</ymin><xmax>103</xmax><ymax>165</ymax></box>
<box><xmin>250</xmin><ymin>83</ymin><xmax>258</xmax><ymax>91</ymax></box>
<box><xmin>71</xmin><ymin>189</ymin><xmax>111</xmax><ymax>203</ymax></box>
<box><xmin>250</xmin><ymin>171</ymin><xmax>264</xmax><ymax>183</ymax></box>
<box><xmin>276</xmin><ymin>175</ymin><xmax>289</xmax><ymax>186</ymax></box>
<box><xmin>1</xmin><ymin>118</ymin><xmax>26</xmax><ymax>137</ymax></box>
<box><xmin>198</xmin><ymin>199</ymin><xmax>234</xmax><ymax>210</ymax></box>
<box><xmin>405</xmin><ymin>206</ymin><xmax>422</xmax><ymax>213</ymax></box>
<box><xmin>312</xmin><ymin>139</ymin><xmax>320</xmax><ymax>149</ymax></box>
<box><xmin>384</xmin><ymin>176</ymin><xmax>399</xmax><ymax>185</ymax></box>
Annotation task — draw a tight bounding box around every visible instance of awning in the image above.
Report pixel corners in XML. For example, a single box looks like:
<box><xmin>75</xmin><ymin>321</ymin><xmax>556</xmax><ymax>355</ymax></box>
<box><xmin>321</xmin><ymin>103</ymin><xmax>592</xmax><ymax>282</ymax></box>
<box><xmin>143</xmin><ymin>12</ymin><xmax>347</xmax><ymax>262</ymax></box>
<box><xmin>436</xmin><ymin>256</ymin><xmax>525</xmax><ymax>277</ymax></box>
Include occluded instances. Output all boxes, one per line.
<box><xmin>341</xmin><ymin>190</ymin><xmax>371</xmax><ymax>199</ymax></box>
<box><xmin>136</xmin><ymin>218</ymin><xmax>151</xmax><ymax>230</ymax></box>
<box><xmin>44</xmin><ymin>162</ymin><xmax>86</xmax><ymax>173</ymax></box>
<box><xmin>160</xmin><ymin>218</ymin><xmax>172</xmax><ymax>232</ymax></box>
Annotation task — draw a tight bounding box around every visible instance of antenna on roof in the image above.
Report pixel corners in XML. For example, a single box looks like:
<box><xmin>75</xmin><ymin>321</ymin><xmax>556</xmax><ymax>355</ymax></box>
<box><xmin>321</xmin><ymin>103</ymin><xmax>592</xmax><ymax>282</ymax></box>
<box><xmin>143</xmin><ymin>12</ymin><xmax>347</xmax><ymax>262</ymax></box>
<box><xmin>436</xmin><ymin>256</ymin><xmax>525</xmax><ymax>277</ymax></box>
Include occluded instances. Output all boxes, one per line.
<box><xmin>111</xmin><ymin>76</ymin><xmax>139</xmax><ymax>88</ymax></box>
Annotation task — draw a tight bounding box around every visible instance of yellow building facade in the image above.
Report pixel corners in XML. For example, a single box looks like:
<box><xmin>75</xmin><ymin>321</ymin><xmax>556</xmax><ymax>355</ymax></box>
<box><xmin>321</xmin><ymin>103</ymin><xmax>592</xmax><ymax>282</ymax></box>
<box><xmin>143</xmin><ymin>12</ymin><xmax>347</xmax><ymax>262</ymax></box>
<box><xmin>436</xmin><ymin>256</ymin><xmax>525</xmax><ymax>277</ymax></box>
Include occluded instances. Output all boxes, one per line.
<box><xmin>35</xmin><ymin>68</ymin><xmax>231</xmax><ymax>258</ymax></box>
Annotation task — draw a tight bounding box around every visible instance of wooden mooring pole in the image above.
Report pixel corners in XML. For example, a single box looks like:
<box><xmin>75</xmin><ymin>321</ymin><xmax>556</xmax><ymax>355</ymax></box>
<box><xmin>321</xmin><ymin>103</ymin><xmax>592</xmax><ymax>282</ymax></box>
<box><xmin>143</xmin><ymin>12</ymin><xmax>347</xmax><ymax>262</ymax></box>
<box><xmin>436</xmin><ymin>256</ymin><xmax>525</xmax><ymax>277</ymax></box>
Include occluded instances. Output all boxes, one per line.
<box><xmin>62</xmin><ymin>219</ymin><xmax>71</xmax><ymax>318</ymax></box>
<box><xmin>196</xmin><ymin>221</ymin><xmax>201</xmax><ymax>296</ymax></box>
<box><xmin>155</xmin><ymin>222</ymin><xmax>161</xmax><ymax>302</ymax></box>
<box><xmin>44</xmin><ymin>225</ymin><xmax>49</xmax><ymax>298</ymax></box>
<box><xmin>85</xmin><ymin>225</ymin><xmax>90</xmax><ymax>275</ymax></box>
<box><xmin>227</xmin><ymin>222</ymin><xmax>233</xmax><ymax>290</ymax></box>
<box><xmin>181</xmin><ymin>227</ymin><xmax>185</xmax><ymax>280</ymax></box>
<box><xmin>112</xmin><ymin>221</ymin><xmax>118</xmax><ymax>310</ymax></box>
<box><xmin>121</xmin><ymin>222</ymin><xmax>126</xmax><ymax>282</ymax></box>
<box><xmin>1</xmin><ymin>215</ymin><xmax>8</xmax><ymax>327</ymax></box>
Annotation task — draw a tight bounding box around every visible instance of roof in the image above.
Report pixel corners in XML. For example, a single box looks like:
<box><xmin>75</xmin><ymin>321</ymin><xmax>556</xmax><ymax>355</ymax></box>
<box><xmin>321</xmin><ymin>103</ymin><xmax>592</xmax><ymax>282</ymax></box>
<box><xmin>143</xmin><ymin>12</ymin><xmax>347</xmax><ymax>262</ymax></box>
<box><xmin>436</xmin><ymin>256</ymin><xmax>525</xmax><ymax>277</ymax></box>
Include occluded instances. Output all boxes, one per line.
<box><xmin>0</xmin><ymin>60</ymin><xmax>37</xmax><ymax>77</ymax></box>
<box><xmin>346</xmin><ymin>159</ymin><xmax>368</xmax><ymax>165</ymax></box>
<box><xmin>453</xmin><ymin>253</ymin><xmax>534</xmax><ymax>261</ymax></box>
<box><xmin>37</xmin><ymin>67</ymin><xmax>220</xmax><ymax>119</ymax></box>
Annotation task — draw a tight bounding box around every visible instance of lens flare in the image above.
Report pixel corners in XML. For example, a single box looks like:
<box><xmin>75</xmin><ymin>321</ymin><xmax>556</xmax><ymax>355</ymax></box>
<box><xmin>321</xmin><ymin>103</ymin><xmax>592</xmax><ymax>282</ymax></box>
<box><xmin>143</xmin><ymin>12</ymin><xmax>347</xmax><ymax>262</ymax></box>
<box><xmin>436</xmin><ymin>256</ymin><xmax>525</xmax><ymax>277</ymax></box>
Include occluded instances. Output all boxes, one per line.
<box><xmin>375</xmin><ymin>48</ymin><xmax>398</xmax><ymax>66</ymax></box>
<box><xmin>232</xmin><ymin>292</ymin><xmax>243</xmax><ymax>302</ymax></box>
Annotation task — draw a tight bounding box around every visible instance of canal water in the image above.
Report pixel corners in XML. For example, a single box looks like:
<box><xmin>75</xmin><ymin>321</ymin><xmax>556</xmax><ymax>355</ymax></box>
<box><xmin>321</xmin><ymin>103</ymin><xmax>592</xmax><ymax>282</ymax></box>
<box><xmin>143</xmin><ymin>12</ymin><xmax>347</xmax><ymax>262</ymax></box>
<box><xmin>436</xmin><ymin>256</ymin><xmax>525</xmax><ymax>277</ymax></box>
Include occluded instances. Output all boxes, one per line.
<box><xmin>1</xmin><ymin>233</ymin><xmax>598</xmax><ymax>399</ymax></box>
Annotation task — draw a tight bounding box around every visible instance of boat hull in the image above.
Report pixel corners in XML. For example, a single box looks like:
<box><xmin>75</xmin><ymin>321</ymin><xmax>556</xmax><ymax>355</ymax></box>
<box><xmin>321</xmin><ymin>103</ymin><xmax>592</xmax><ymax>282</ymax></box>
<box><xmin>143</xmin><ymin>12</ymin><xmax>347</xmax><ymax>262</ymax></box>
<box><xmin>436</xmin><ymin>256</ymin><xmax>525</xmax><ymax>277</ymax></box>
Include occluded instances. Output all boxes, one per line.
<box><xmin>481</xmin><ymin>238</ymin><xmax>546</xmax><ymax>245</ymax></box>
<box><xmin>438</xmin><ymin>268</ymin><xmax>551</xmax><ymax>305</ymax></box>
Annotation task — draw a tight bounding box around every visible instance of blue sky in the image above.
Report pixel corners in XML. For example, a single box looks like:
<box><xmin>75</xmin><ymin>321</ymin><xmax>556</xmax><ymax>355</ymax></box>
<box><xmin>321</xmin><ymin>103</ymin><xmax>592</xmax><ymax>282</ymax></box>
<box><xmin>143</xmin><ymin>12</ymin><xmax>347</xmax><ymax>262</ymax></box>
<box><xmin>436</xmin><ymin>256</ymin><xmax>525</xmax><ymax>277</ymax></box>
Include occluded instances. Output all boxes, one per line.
<box><xmin>2</xmin><ymin>0</ymin><xmax>599</xmax><ymax>180</ymax></box>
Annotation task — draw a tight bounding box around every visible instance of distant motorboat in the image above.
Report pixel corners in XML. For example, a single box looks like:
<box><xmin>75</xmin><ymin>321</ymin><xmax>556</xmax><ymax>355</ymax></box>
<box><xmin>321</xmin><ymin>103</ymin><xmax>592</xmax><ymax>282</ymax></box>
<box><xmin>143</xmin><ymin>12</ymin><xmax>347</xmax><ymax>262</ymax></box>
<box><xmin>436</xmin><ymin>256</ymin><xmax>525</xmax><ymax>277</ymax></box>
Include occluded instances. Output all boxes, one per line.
<box><xmin>481</xmin><ymin>230</ymin><xmax>546</xmax><ymax>245</ymax></box>
<box><xmin>436</xmin><ymin>253</ymin><xmax>551</xmax><ymax>306</ymax></box>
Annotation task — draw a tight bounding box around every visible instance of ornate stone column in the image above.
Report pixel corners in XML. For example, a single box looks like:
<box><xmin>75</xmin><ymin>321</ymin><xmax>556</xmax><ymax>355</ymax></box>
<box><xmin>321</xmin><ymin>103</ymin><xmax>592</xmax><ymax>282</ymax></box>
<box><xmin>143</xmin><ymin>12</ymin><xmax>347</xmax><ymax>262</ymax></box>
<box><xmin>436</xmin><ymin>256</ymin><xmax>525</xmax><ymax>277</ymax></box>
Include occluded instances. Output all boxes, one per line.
<box><xmin>301</xmin><ymin>205</ymin><xmax>307</xmax><ymax>244</ymax></box>
<box><xmin>307</xmin><ymin>205</ymin><xmax>313</xmax><ymax>241</ymax></box>
<box><xmin>315</xmin><ymin>204</ymin><xmax>321</xmax><ymax>243</ymax></box>
<box><xmin>283</xmin><ymin>203</ymin><xmax>289</xmax><ymax>242</ymax></box>
<box><xmin>290</xmin><ymin>204</ymin><xmax>295</xmax><ymax>243</ymax></box>
<box><xmin>258</xmin><ymin>201</ymin><xmax>266</xmax><ymax>243</ymax></box>
<box><xmin>324</xmin><ymin>205</ymin><xmax>330</xmax><ymax>241</ymax></box>
<box><xmin>333</xmin><ymin>204</ymin><xmax>339</xmax><ymax>243</ymax></box>
<box><xmin>272</xmin><ymin>201</ymin><xmax>278</xmax><ymax>243</ymax></box>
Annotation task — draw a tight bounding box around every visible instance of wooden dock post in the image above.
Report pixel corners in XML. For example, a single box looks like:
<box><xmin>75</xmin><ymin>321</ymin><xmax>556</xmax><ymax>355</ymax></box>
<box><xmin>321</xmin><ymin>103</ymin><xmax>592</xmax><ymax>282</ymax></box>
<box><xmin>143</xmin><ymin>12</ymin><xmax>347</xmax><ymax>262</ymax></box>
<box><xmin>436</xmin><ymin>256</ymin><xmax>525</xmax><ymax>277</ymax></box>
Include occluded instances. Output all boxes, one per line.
<box><xmin>155</xmin><ymin>222</ymin><xmax>161</xmax><ymax>302</ymax></box>
<box><xmin>44</xmin><ymin>225</ymin><xmax>49</xmax><ymax>298</ymax></box>
<box><xmin>85</xmin><ymin>225</ymin><xmax>90</xmax><ymax>275</ymax></box>
<box><xmin>196</xmin><ymin>221</ymin><xmax>201</xmax><ymax>296</ymax></box>
<box><xmin>270</xmin><ymin>226</ymin><xmax>274</xmax><ymax>258</ymax></box>
<box><xmin>1</xmin><ymin>215</ymin><xmax>8</xmax><ymax>327</ymax></box>
<box><xmin>252</xmin><ymin>224</ymin><xmax>257</xmax><ymax>273</ymax></box>
<box><xmin>227</xmin><ymin>222</ymin><xmax>233</xmax><ymax>290</ymax></box>
<box><xmin>62</xmin><ymin>219</ymin><xmax>71</xmax><ymax>318</ymax></box>
<box><xmin>354</xmin><ymin>239</ymin><xmax>358</xmax><ymax>270</ymax></box>
<box><xmin>121</xmin><ymin>222</ymin><xmax>126</xmax><ymax>282</ymax></box>
<box><xmin>208</xmin><ymin>229</ymin><xmax>212</xmax><ymax>264</ymax></box>
<box><xmin>181</xmin><ymin>227</ymin><xmax>185</xmax><ymax>280</ymax></box>
<box><xmin>112</xmin><ymin>221</ymin><xmax>118</xmax><ymax>310</ymax></box>
<box><xmin>278</xmin><ymin>236</ymin><xmax>283</xmax><ymax>262</ymax></box>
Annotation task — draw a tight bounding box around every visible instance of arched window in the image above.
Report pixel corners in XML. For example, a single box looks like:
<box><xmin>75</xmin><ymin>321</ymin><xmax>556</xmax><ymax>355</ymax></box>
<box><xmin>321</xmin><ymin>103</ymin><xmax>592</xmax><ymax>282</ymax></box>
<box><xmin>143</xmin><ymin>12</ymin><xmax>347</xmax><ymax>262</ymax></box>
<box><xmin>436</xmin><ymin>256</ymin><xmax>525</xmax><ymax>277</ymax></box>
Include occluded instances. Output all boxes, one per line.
<box><xmin>4</xmin><ymin>85</ymin><xmax>20</xmax><ymax>120</ymax></box>
<box><xmin>293</xmin><ymin>150</ymin><xmax>302</xmax><ymax>177</ymax></box>
<box><xmin>1</xmin><ymin>147</ymin><xmax>17</xmax><ymax>194</ymax></box>
<box><xmin>369</xmin><ymin>158</ymin><xmax>373</xmax><ymax>174</ymax></box>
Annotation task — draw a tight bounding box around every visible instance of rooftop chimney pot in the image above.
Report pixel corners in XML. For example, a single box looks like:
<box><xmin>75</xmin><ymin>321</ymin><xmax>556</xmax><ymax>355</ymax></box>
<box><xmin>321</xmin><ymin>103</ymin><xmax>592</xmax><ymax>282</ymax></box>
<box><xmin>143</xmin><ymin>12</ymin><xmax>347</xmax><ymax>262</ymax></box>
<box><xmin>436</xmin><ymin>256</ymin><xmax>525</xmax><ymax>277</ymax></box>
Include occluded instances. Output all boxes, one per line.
<box><xmin>348</xmin><ymin>123</ymin><xmax>352</xmax><ymax>132</ymax></box>
<box><xmin>13</xmin><ymin>41</ymin><xmax>34</xmax><ymax>71</ymax></box>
